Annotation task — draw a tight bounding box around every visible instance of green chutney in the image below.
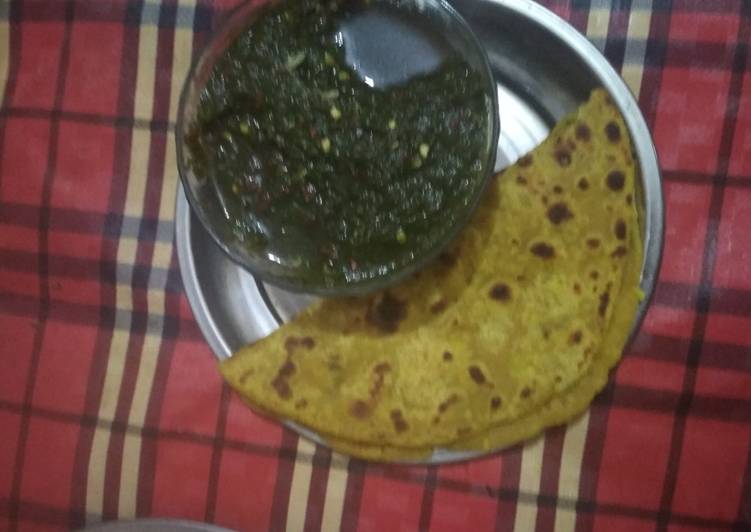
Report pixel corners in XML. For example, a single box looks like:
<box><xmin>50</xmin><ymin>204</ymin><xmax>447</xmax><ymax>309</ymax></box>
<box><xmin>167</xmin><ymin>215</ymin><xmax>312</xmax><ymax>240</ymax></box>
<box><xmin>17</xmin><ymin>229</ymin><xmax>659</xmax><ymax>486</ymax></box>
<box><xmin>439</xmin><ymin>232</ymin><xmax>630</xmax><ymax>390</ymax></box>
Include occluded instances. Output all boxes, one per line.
<box><xmin>186</xmin><ymin>0</ymin><xmax>492</xmax><ymax>287</ymax></box>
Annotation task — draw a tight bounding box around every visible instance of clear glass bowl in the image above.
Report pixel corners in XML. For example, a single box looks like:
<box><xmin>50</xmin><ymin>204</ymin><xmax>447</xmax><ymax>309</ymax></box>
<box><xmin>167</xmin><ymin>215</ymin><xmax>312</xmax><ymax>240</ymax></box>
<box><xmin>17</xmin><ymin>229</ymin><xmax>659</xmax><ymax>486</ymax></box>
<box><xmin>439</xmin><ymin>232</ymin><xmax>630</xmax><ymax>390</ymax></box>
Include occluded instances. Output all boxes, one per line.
<box><xmin>175</xmin><ymin>0</ymin><xmax>499</xmax><ymax>296</ymax></box>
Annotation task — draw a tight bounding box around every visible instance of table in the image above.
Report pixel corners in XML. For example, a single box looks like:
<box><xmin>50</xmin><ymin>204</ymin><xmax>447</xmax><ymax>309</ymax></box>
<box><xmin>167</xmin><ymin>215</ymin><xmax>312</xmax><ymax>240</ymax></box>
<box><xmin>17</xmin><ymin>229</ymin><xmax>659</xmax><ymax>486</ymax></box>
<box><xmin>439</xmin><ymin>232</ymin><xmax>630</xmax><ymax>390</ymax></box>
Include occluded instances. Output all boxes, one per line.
<box><xmin>1</xmin><ymin>0</ymin><xmax>749</xmax><ymax>530</ymax></box>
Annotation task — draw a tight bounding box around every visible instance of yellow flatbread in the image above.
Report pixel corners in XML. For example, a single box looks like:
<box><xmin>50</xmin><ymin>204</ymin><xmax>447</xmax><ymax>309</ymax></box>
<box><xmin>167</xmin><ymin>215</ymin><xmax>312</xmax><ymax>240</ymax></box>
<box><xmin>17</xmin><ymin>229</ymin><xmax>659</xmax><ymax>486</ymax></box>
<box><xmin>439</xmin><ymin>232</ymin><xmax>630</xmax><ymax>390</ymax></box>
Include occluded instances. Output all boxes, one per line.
<box><xmin>220</xmin><ymin>89</ymin><xmax>643</xmax><ymax>457</ymax></box>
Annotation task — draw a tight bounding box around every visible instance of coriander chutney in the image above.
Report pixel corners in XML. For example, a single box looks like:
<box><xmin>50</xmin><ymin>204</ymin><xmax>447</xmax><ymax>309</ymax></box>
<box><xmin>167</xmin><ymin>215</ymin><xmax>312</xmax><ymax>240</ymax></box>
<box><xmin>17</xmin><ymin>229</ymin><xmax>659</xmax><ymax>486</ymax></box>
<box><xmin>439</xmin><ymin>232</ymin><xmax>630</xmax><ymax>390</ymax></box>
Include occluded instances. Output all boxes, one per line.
<box><xmin>185</xmin><ymin>0</ymin><xmax>494</xmax><ymax>288</ymax></box>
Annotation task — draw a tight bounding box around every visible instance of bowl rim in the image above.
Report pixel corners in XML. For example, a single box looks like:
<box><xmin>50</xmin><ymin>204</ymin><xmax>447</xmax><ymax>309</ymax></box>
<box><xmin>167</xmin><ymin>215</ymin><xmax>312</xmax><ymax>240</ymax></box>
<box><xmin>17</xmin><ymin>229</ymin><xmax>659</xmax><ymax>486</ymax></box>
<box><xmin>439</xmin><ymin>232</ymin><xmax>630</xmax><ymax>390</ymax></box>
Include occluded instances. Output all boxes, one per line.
<box><xmin>174</xmin><ymin>0</ymin><xmax>501</xmax><ymax>296</ymax></box>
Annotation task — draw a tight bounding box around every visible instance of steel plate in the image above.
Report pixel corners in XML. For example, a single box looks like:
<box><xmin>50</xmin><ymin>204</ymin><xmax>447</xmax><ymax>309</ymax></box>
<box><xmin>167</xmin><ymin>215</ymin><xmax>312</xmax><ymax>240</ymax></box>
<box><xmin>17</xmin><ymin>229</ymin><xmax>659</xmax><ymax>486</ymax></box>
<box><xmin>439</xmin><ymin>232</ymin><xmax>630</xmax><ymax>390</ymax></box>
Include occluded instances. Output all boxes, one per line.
<box><xmin>175</xmin><ymin>0</ymin><xmax>664</xmax><ymax>463</ymax></box>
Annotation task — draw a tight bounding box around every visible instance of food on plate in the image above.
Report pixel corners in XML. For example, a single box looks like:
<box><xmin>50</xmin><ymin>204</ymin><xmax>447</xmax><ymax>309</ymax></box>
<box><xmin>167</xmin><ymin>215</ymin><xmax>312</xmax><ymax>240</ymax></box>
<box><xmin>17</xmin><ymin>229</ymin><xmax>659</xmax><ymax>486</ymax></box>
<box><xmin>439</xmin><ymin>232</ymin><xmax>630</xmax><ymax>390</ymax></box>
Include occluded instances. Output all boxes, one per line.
<box><xmin>184</xmin><ymin>0</ymin><xmax>493</xmax><ymax>287</ymax></box>
<box><xmin>220</xmin><ymin>89</ymin><xmax>643</xmax><ymax>459</ymax></box>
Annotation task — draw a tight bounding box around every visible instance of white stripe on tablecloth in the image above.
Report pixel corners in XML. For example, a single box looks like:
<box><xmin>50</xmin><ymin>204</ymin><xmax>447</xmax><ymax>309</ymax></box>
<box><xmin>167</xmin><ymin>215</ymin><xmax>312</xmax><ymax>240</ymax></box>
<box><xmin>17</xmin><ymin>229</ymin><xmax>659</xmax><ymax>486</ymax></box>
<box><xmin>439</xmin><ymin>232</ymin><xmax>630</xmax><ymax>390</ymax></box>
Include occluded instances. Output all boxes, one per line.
<box><xmin>116</xmin><ymin>0</ymin><xmax>196</xmax><ymax>518</ymax></box>
<box><xmin>622</xmin><ymin>0</ymin><xmax>653</xmax><ymax>95</ymax></box>
<box><xmin>512</xmin><ymin>436</ymin><xmax>546</xmax><ymax>532</ymax></box>
<box><xmin>319</xmin><ymin>453</ymin><xmax>350</xmax><ymax>532</ymax></box>
<box><xmin>553</xmin><ymin>412</ymin><xmax>590</xmax><ymax>532</ymax></box>
<box><xmin>586</xmin><ymin>2</ymin><xmax>612</xmax><ymax>44</ymax></box>
<box><xmin>285</xmin><ymin>438</ymin><xmax>316</xmax><ymax>532</ymax></box>
<box><xmin>0</xmin><ymin>14</ymin><xmax>9</xmax><ymax>103</ymax></box>
<box><xmin>85</xmin><ymin>4</ymin><xmax>161</xmax><ymax>521</ymax></box>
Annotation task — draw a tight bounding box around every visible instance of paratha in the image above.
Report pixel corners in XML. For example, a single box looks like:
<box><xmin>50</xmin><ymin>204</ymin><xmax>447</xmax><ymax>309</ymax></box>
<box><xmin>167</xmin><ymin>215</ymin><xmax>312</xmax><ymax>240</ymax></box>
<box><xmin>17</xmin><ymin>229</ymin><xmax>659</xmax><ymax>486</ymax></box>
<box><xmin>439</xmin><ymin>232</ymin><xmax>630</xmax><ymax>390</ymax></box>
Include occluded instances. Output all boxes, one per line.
<box><xmin>220</xmin><ymin>89</ymin><xmax>643</xmax><ymax>457</ymax></box>
<box><xmin>306</xmin><ymin>220</ymin><xmax>642</xmax><ymax>461</ymax></box>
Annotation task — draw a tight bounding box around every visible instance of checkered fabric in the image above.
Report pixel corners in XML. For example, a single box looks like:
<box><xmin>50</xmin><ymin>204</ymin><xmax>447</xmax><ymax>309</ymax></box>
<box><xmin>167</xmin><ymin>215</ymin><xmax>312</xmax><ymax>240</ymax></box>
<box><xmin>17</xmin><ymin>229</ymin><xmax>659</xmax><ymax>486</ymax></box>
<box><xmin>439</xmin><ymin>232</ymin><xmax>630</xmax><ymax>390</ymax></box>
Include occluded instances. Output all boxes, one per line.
<box><xmin>1</xmin><ymin>0</ymin><xmax>750</xmax><ymax>530</ymax></box>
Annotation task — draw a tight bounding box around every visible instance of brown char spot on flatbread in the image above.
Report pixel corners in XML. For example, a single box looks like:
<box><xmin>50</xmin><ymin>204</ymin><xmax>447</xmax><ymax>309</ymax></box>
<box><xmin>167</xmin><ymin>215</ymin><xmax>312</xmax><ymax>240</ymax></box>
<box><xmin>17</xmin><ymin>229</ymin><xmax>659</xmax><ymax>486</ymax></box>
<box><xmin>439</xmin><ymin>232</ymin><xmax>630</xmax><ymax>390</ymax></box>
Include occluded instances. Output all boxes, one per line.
<box><xmin>390</xmin><ymin>409</ymin><xmax>408</xmax><ymax>433</ymax></box>
<box><xmin>578</xmin><ymin>177</ymin><xmax>590</xmax><ymax>190</ymax></box>
<box><xmin>489</xmin><ymin>283</ymin><xmax>511</xmax><ymax>301</ymax></box>
<box><xmin>606</xmin><ymin>170</ymin><xmax>626</xmax><ymax>191</ymax></box>
<box><xmin>573</xmin><ymin>283</ymin><xmax>581</xmax><ymax>294</ymax></box>
<box><xmin>553</xmin><ymin>185</ymin><xmax>563</xmax><ymax>194</ymax></box>
<box><xmin>605</xmin><ymin>121</ymin><xmax>622</xmax><ymax>143</ymax></box>
<box><xmin>626</xmin><ymin>194</ymin><xmax>633</xmax><ymax>205</ymax></box>
<box><xmin>369</xmin><ymin>362</ymin><xmax>391</xmax><ymax>400</ymax></box>
<box><xmin>518</xmin><ymin>154</ymin><xmax>533</xmax><ymax>167</ymax></box>
<box><xmin>590</xmin><ymin>270</ymin><xmax>599</xmax><ymax>280</ymax></box>
<box><xmin>468</xmin><ymin>366</ymin><xmax>486</xmax><ymax>384</ymax></box>
<box><xmin>284</xmin><ymin>336</ymin><xmax>315</xmax><ymax>354</ymax></box>
<box><xmin>555</xmin><ymin>148</ymin><xmax>572</xmax><ymax>167</ymax></box>
<box><xmin>295</xmin><ymin>399</ymin><xmax>308</xmax><ymax>409</ymax></box>
<box><xmin>575</xmin><ymin>122</ymin><xmax>591</xmax><ymax>141</ymax></box>
<box><xmin>490</xmin><ymin>396</ymin><xmax>502</xmax><ymax>410</ymax></box>
<box><xmin>598</xmin><ymin>289</ymin><xmax>611</xmax><ymax>317</ymax></box>
<box><xmin>547</xmin><ymin>202</ymin><xmax>574</xmax><ymax>225</ymax></box>
<box><xmin>531</xmin><ymin>242</ymin><xmax>555</xmax><ymax>259</ymax></box>
<box><xmin>284</xmin><ymin>337</ymin><xmax>299</xmax><ymax>353</ymax></box>
<box><xmin>586</xmin><ymin>238</ymin><xmax>600</xmax><ymax>249</ymax></box>
<box><xmin>520</xmin><ymin>387</ymin><xmax>533</xmax><ymax>399</ymax></box>
<box><xmin>443</xmin><ymin>350</ymin><xmax>453</xmax><ymax>362</ymax></box>
<box><xmin>350</xmin><ymin>400</ymin><xmax>371</xmax><ymax>419</ymax></box>
<box><xmin>430</xmin><ymin>298</ymin><xmax>447</xmax><ymax>314</ymax></box>
<box><xmin>238</xmin><ymin>369</ymin><xmax>254</xmax><ymax>384</ymax></box>
<box><xmin>615</xmin><ymin>219</ymin><xmax>627</xmax><ymax>240</ymax></box>
<box><xmin>280</xmin><ymin>361</ymin><xmax>295</xmax><ymax>377</ymax></box>
<box><xmin>271</xmin><ymin>360</ymin><xmax>296</xmax><ymax>399</ymax></box>
<box><xmin>611</xmin><ymin>246</ymin><xmax>628</xmax><ymax>258</ymax></box>
<box><xmin>570</xmin><ymin>330</ymin><xmax>583</xmax><ymax>344</ymax></box>
<box><xmin>438</xmin><ymin>394</ymin><xmax>459</xmax><ymax>413</ymax></box>
<box><xmin>366</xmin><ymin>292</ymin><xmax>407</xmax><ymax>333</ymax></box>
<box><xmin>516</xmin><ymin>175</ymin><xmax>527</xmax><ymax>185</ymax></box>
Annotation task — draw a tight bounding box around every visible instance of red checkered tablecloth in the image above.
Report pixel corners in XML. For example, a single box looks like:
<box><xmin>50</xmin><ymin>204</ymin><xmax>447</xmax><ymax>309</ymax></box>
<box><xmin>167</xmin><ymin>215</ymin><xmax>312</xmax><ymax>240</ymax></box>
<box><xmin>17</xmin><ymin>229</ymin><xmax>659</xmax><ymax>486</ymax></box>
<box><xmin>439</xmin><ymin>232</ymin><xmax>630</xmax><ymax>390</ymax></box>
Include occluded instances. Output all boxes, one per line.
<box><xmin>1</xmin><ymin>0</ymin><xmax>750</xmax><ymax>530</ymax></box>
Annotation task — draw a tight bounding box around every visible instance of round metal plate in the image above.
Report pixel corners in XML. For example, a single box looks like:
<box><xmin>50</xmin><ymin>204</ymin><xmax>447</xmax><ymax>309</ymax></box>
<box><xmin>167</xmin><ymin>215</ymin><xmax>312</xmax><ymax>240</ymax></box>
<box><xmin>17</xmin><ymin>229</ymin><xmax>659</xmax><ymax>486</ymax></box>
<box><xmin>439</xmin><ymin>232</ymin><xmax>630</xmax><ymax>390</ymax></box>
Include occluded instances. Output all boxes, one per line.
<box><xmin>175</xmin><ymin>0</ymin><xmax>664</xmax><ymax>463</ymax></box>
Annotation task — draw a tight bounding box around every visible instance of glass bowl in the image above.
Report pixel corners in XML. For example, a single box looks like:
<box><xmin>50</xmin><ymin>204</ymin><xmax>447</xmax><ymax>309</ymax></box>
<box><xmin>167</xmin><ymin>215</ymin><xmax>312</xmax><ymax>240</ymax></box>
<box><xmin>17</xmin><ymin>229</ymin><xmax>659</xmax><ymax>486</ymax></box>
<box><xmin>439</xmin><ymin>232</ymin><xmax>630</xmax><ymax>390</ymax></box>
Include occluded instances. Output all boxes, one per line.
<box><xmin>175</xmin><ymin>0</ymin><xmax>499</xmax><ymax>296</ymax></box>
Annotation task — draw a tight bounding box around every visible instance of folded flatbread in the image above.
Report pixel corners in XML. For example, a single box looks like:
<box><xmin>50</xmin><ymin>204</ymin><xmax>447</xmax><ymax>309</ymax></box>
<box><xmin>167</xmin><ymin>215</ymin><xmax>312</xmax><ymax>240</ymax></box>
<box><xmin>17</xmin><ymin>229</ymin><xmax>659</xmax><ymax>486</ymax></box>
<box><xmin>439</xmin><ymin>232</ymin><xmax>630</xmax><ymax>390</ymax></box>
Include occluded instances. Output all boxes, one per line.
<box><xmin>220</xmin><ymin>89</ymin><xmax>643</xmax><ymax>459</ymax></box>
